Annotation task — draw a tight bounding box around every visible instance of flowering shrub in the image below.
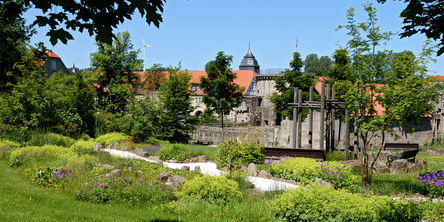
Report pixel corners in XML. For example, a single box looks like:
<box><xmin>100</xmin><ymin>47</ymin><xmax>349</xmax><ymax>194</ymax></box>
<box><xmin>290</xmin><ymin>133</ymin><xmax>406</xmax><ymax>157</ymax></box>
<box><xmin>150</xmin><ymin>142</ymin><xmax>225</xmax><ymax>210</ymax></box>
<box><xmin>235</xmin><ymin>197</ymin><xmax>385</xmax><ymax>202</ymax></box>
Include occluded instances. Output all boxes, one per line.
<box><xmin>75</xmin><ymin>176</ymin><xmax>174</xmax><ymax>205</ymax></box>
<box><xmin>270</xmin><ymin>158</ymin><xmax>360</xmax><ymax>190</ymax></box>
<box><xmin>70</xmin><ymin>140</ymin><xmax>96</xmax><ymax>155</ymax></box>
<box><xmin>27</xmin><ymin>167</ymin><xmax>74</xmax><ymax>188</ymax></box>
<box><xmin>418</xmin><ymin>171</ymin><xmax>444</xmax><ymax>198</ymax></box>
<box><xmin>273</xmin><ymin>184</ymin><xmax>420</xmax><ymax>222</ymax></box>
<box><xmin>0</xmin><ymin>140</ymin><xmax>20</xmax><ymax>159</ymax></box>
<box><xmin>95</xmin><ymin>132</ymin><xmax>131</xmax><ymax>146</ymax></box>
<box><xmin>177</xmin><ymin>175</ymin><xmax>242</xmax><ymax>203</ymax></box>
<box><xmin>157</xmin><ymin>144</ymin><xmax>200</xmax><ymax>162</ymax></box>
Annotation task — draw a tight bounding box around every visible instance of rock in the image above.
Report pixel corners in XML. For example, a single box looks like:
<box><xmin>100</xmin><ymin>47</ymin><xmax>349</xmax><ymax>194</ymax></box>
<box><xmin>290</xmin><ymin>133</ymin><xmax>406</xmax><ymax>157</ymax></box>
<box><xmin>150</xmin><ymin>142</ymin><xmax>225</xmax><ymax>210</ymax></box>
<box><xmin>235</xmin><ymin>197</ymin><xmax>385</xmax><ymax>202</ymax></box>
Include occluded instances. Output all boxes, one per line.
<box><xmin>156</xmin><ymin>160</ymin><xmax>163</xmax><ymax>164</ymax></box>
<box><xmin>168</xmin><ymin>160</ymin><xmax>178</xmax><ymax>163</ymax></box>
<box><xmin>415</xmin><ymin>158</ymin><xmax>427</xmax><ymax>171</ymax></box>
<box><xmin>258</xmin><ymin>170</ymin><xmax>273</xmax><ymax>179</ymax></box>
<box><xmin>116</xmin><ymin>163</ymin><xmax>126</xmax><ymax>169</ymax></box>
<box><xmin>157</xmin><ymin>172</ymin><xmax>186</xmax><ymax>189</ymax></box>
<box><xmin>147</xmin><ymin>156</ymin><xmax>161</xmax><ymax>162</ymax></box>
<box><xmin>373</xmin><ymin>165</ymin><xmax>389</xmax><ymax>173</ymax></box>
<box><xmin>314</xmin><ymin>178</ymin><xmax>332</xmax><ymax>187</ymax></box>
<box><xmin>166</xmin><ymin>175</ymin><xmax>187</xmax><ymax>189</ymax></box>
<box><xmin>407</xmin><ymin>163</ymin><xmax>418</xmax><ymax>173</ymax></box>
<box><xmin>342</xmin><ymin>160</ymin><xmax>361</xmax><ymax>171</ymax></box>
<box><xmin>157</xmin><ymin>172</ymin><xmax>174</xmax><ymax>184</ymax></box>
<box><xmin>240</xmin><ymin>165</ymin><xmax>247</xmax><ymax>171</ymax></box>
<box><xmin>390</xmin><ymin>159</ymin><xmax>409</xmax><ymax>174</ymax></box>
<box><xmin>247</xmin><ymin>163</ymin><xmax>257</xmax><ymax>176</ymax></box>
<box><xmin>121</xmin><ymin>146</ymin><xmax>128</xmax><ymax>151</ymax></box>
<box><xmin>93</xmin><ymin>142</ymin><xmax>101</xmax><ymax>152</ymax></box>
<box><xmin>183</xmin><ymin>155</ymin><xmax>207</xmax><ymax>163</ymax></box>
<box><xmin>97</xmin><ymin>163</ymin><xmax>114</xmax><ymax>170</ymax></box>
<box><xmin>194</xmin><ymin>166</ymin><xmax>201</xmax><ymax>173</ymax></box>
<box><xmin>109</xmin><ymin>169</ymin><xmax>122</xmax><ymax>177</ymax></box>
<box><xmin>181</xmin><ymin>166</ymin><xmax>190</xmax><ymax>171</ymax></box>
<box><xmin>133</xmin><ymin>148</ymin><xmax>148</xmax><ymax>157</ymax></box>
<box><xmin>112</xmin><ymin>142</ymin><xmax>119</xmax><ymax>150</ymax></box>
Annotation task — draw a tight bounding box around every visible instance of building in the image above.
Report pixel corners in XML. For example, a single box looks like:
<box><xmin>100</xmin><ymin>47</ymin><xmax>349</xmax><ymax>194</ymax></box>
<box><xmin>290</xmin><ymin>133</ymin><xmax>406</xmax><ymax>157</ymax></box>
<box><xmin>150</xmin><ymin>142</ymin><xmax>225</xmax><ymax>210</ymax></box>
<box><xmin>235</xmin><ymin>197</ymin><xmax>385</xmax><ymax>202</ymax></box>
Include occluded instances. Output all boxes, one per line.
<box><xmin>43</xmin><ymin>51</ymin><xmax>71</xmax><ymax>78</ymax></box>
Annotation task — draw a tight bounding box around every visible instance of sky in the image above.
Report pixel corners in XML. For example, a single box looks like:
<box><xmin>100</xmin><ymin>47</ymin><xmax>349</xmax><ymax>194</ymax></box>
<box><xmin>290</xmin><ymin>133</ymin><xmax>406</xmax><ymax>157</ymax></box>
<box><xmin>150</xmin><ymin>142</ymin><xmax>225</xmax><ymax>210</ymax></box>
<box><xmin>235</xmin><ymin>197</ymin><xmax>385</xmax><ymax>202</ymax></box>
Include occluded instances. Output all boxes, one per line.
<box><xmin>25</xmin><ymin>0</ymin><xmax>443</xmax><ymax>75</ymax></box>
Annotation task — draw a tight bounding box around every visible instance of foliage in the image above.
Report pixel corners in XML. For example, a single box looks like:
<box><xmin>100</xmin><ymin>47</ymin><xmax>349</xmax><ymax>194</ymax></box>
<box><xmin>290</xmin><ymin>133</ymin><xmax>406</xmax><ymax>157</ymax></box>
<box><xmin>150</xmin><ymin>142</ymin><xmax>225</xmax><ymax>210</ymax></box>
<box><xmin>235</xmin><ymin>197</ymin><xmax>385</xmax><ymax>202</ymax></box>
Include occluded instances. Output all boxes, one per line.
<box><xmin>0</xmin><ymin>139</ymin><xmax>20</xmax><ymax>159</ymax></box>
<box><xmin>90</xmin><ymin>31</ymin><xmax>142</xmax><ymax>113</ymax></box>
<box><xmin>418</xmin><ymin>170</ymin><xmax>444</xmax><ymax>198</ymax></box>
<box><xmin>378</xmin><ymin>0</ymin><xmax>444</xmax><ymax>55</ymax></box>
<box><xmin>326</xmin><ymin>150</ymin><xmax>355</xmax><ymax>161</ymax></box>
<box><xmin>122</xmin><ymin>98</ymin><xmax>159</xmax><ymax>143</ymax></box>
<box><xmin>95</xmin><ymin>132</ymin><xmax>131</xmax><ymax>146</ymax></box>
<box><xmin>177</xmin><ymin>175</ymin><xmax>242</xmax><ymax>203</ymax></box>
<box><xmin>419</xmin><ymin>202</ymin><xmax>444</xmax><ymax>222</ymax></box>
<box><xmin>217</xmin><ymin>139</ymin><xmax>265</xmax><ymax>171</ymax></box>
<box><xmin>27</xmin><ymin>167</ymin><xmax>74</xmax><ymax>188</ymax></box>
<box><xmin>27</xmin><ymin>132</ymin><xmax>75</xmax><ymax>147</ymax></box>
<box><xmin>140</xmin><ymin>63</ymin><xmax>168</xmax><ymax>90</ymax></box>
<box><xmin>303</xmin><ymin>53</ymin><xmax>332</xmax><ymax>76</ymax></box>
<box><xmin>9</xmin><ymin>145</ymin><xmax>78</xmax><ymax>167</ymax></box>
<box><xmin>75</xmin><ymin>175</ymin><xmax>174</xmax><ymax>205</ymax></box>
<box><xmin>93</xmin><ymin>112</ymin><xmax>125</xmax><ymax>137</ymax></box>
<box><xmin>70</xmin><ymin>140</ymin><xmax>96</xmax><ymax>155</ymax></box>
<box><xmin>132</xmin><ymin>160</ymin><xmax>199</xmax><ymax>182</ymax></box>
<box><xmin>272</xmin><ymin>184</ymin><xmax>420</xmax><ymax>222</ymax></box>
<box><xmin>270</xmin><ymin>158</ymin><xmax>360</xmax><ymax>190</ymax></box>
<box><xmin>270</xmin><ymin>51</ymin><xmax>315</xmax><ymax>121</ymax></box>
<box><xmin>157</xmin><ymin>144</ymin><xmax>201</xmax><ymax>162</ymax></box>
<box><xmin>156</xmin><ymin>67</ymin><xmax>199</xmax><ymax>143</ymax></box>
<box><xmin>18</xmin><ymin>0</ymin><xmax>165</xmax><ymax>45</ymax></box>
<box><xmin>200</xmin><ymin>51</ymin><xmax>244</xmax><ymax>130</ymax></box>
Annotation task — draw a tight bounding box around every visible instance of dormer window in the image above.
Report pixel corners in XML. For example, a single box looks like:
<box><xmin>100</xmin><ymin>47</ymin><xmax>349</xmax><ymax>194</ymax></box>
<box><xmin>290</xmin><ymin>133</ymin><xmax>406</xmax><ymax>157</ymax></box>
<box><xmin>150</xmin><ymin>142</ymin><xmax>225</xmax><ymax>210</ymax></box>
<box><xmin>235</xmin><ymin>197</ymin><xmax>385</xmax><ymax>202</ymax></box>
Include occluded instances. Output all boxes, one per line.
<box><xmin>191</xmin><ymin>83</ymin><xmax>201</xmax><ymax>92</ymax></box>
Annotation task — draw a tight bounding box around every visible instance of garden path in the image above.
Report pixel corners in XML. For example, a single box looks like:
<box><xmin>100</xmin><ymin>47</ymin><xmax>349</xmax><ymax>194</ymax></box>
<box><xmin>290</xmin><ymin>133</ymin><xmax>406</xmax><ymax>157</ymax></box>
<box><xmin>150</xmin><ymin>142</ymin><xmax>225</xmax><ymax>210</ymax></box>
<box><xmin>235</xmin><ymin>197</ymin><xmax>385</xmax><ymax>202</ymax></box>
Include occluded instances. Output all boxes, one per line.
<box><xmin>102</xmin><ymin>148</ymin><xmax>299</xmax><ymax>192</ymax></box>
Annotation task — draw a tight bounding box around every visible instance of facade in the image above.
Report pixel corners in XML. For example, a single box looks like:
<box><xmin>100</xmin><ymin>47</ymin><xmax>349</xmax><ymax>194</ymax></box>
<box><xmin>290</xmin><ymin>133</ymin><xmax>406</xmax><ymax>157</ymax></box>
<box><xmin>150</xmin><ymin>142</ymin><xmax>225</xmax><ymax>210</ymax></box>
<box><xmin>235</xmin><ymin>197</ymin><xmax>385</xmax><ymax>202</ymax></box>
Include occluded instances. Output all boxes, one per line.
<box><xmin>43</xmin><ymin>51</ymin><xmax>71</xmax><ymax>78</ymax></box>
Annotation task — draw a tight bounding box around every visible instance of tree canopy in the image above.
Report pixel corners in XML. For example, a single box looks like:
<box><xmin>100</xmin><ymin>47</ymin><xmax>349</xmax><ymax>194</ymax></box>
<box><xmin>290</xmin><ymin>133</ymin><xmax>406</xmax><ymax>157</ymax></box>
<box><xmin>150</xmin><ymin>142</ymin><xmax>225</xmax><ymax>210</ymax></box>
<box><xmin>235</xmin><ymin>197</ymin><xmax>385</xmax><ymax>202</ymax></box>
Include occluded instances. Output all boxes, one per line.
<box><xmin>9</xmin><ymin>0</ymin><xmax>166</xmax><ymax>45</ymax></box>
<box><xmin>377</xmin><ymin>0</ymin><xmax>444</xmax><ymax>56</ymax></box>
<box><xmin>303</xmin><ymin>54</ymin><xmax>332</xmax><ymax>76</ymax></box>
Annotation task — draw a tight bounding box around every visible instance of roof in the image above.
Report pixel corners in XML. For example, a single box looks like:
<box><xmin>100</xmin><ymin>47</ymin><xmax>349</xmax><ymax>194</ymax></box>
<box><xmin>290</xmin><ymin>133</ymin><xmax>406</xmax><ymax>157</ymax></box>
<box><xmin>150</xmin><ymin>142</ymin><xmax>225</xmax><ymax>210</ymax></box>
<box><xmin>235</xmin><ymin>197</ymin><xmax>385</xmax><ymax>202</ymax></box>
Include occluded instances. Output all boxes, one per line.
<box><xmin>239</xmin><ymin>48</ymin><xmax>259</xmax><ymax>68</ymax></box>
<box><xmin>429</xmin><ymin>76</ymin><xmax>444</xmax><ymax>82</ymax></box>
<box><xmin>45</xmin><ymin>51</ymin><xmax>60</xmax><ymax>58</ymax></box>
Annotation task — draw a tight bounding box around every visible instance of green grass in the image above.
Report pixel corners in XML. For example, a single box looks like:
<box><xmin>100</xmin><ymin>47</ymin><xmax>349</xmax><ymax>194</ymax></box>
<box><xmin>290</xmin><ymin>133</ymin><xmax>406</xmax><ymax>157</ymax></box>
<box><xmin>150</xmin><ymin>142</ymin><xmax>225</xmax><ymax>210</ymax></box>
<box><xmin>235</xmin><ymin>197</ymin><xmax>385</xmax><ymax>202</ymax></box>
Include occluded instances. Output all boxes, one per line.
<box><xmin>0</xmin><ymin>160</ymin><xmax>188</xmax><ymax>222</ymax></box>
<box><xmin>417</xmin><ymin>154</ymin><xmax>444</xmax><ymax>172</ymax></box>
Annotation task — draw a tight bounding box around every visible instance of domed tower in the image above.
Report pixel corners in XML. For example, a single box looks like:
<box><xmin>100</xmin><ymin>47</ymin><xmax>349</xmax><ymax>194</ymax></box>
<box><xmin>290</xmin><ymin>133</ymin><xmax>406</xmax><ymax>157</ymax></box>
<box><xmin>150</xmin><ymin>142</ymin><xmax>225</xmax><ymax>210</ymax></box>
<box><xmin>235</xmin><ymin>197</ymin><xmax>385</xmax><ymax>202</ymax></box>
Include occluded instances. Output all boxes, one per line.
<box><xmin>239</xmin><ymin>47</ymin><xmax>260</xmax><ymax>73</ymax></box>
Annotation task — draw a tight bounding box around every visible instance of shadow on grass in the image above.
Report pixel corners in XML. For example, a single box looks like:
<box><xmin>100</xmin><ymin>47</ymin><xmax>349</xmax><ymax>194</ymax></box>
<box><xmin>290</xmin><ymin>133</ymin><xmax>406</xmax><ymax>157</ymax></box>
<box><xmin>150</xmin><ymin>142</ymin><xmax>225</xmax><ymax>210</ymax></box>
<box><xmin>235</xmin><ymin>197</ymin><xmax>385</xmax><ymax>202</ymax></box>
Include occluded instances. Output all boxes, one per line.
<box><xmin>371</xmin><ymin>173</ymin><xmax>426</xmax><ymax>195</ymax></box>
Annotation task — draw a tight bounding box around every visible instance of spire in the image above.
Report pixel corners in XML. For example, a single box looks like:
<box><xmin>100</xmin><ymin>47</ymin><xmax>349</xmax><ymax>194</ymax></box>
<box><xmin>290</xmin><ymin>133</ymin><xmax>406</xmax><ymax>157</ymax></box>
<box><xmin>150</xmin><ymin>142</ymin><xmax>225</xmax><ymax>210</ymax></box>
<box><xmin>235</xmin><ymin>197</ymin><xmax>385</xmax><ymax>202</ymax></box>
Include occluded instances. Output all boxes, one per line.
<box><xmin>239</xmin><ymin>45</ymin><xmax>260</xmax><ymax>73</ymax></box>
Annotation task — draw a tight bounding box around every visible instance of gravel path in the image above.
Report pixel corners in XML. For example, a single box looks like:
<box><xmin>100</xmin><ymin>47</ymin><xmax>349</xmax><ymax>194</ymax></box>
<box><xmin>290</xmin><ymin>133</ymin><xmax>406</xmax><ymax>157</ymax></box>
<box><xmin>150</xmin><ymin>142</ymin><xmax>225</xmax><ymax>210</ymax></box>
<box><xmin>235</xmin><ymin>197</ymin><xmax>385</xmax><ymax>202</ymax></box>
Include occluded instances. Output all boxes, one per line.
<box><xmin>102</xmin><ymin>149</ymin><xmax>299</xmax><ymax>191</ymax></box>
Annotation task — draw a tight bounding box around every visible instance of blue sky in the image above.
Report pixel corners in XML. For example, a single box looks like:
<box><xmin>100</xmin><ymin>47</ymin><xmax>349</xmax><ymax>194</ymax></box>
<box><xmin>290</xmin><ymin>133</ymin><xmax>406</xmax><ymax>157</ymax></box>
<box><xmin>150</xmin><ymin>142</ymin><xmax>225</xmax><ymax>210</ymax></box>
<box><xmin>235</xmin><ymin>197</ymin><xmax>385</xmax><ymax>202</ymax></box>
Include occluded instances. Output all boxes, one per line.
<box><xmin>25</xmin><ymin>0</ymin><xmax>443</xmax><ymax>75</ymax></box>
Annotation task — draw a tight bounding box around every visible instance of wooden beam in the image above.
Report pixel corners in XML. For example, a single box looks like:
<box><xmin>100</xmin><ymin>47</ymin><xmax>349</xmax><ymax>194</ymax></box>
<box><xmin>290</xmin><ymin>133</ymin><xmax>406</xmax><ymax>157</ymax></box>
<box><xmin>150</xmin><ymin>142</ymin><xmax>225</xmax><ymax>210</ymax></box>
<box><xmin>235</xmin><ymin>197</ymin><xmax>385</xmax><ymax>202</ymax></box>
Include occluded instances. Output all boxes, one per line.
<box><xmin>320</xmin><ymin>83</ymin><xmax>325</xmax><ymax>151</ymax></box>
<box><xmin>292</xmin><ymin>87</ymin><xmax>298</xmax><ymax>149</ymax></box>
<box><xmin>309</xmin><ymin>86</ymin><xmax>313</xmax><ymax>149</ymax></box>
<box><xmin>331</xmin><ymin>86</ymin><xmax>336</xmax><ymax>151</ymax></box>
<box><xmin>326</xmin><ymin>84</ymin><xmax>331</xmax><ymax>152</ymax></box>
<box><xmin>297</xmin><ymin>89</ymin><xmax>303</xmax><ymax>149</ymax></box>
<box><xmin>345</xmin><ymin>108</ymin><xmax>350</xmax><ymax>161</ymax></box>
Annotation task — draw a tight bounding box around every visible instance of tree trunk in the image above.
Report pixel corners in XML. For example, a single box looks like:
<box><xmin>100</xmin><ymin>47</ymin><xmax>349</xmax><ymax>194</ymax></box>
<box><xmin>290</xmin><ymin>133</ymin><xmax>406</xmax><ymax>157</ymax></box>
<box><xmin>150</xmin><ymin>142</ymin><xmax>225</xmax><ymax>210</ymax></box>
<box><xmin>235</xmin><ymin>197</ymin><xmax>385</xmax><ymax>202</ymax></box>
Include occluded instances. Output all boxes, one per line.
<box><xmin>221</xmin><ymin>113</ymin><xmax>225</xmax><ymax>142</ymax></box>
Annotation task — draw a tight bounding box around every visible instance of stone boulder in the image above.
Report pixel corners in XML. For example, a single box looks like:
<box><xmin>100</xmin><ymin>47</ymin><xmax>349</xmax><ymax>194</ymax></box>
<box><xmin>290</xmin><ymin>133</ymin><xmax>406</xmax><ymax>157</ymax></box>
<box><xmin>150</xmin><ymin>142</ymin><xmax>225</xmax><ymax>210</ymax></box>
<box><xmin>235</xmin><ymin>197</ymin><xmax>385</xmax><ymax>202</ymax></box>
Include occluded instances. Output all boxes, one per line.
<box><xmin>147</xmin><ymin>156</ymin><xmax>161</xmax><ymax>162</ymax></box>
<box><xmin>258</xmin><ymin>170</ymin><xmax>273</xmax><ymax>179</ymax></box>
<box><xmin>390</xmin><ymin>159</ymin><xmax>409</xmax><ymax>174</ymax></box>
<box><xmin>247</xmin><ymin>163</ymin><xmax>257</xmax><ymax>176</ymax></box>
<box><xmin>373</xmin><ymin>165</ymin><xmax>389</xmax><ymax>173</ymax></box>
<box><xmin>133</xmin><ymin>148</ymin><xmax>149</xmax><ymax>157</ymax></box>
<box><xmin>181</xmin><ymin>166</ymin><xmax>190</xmax><ymax>171</ymax></box>
<box><xmin>109</xmin><ymin>169</ymin><xmax>122</xmax><ymax>177</ymax></box>
<box><xmin>93</xmin><ymin>142</ymin><xmax>101</xmax><ymax>152</ymax></box>
<box><xmin>183</xmin><ymin>155</ymin><xmax>207</xmax><ymax>163</ymax></box>
<box><xmin>415</xmin><ymin>158</ymin><xmax>427</xmax><ymax>171</ymax></box>
<box><xmin>314</xmin><ymin>178</ymin><xmax>332</xmax><ymax>187</ymax></box>
<box><xmin>342</xmin><ymin>160</ymin><xmax>361</xmax><ymax>171</ymax></box>
<box><xmin>194</xmin><ymin>166</ymin><xmax>201</xmax><ymax>173</ymax></box>
<box><xmin>156</xmin><ymin>172</ymin><xmax>187</xmax><ymax>189</ymax></box>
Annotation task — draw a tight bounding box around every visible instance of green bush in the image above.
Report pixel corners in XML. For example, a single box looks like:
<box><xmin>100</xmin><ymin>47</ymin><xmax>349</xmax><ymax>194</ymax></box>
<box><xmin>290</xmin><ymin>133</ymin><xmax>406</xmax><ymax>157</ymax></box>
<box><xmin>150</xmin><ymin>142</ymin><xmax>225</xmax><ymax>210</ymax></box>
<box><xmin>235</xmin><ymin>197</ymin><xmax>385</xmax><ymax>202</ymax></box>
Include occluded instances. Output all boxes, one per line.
<box><xmin>70</xmin><ymin>140</ymin><xmax>96</xmax><ymax>155</ymax></box>
<box><xmin>95</xmin><ymin>132</ymin><xmax>131</xmax><ymax>146</ymax></box>
<box><xmin>326</xmin><ymin>150</ymin><xmax>355</xmax><ymax>161</ymax></box>
<box><xmin>217</xmin><ymin>139</ymin><xmax>265</xmax><ymax>170</ymax></box>
<box><xmin>75</xmin><ymin>175</ymin><xmax>174</xmax><ymax>205</ymax></box>
<box><xmin>26</xmin><ymin>167</ymin><xmax>74</xmax><ymax>188</ymax></box>
<box><xmin>27</xmin><ymin>133</ymin><xmax>76</xmax><ymax>147</ymax></box>
<box><xmin>270</xmin><ymin>158</ymin><xmax>360</xmax><ymax>190</ymax></box>
<box><xmin>177</xmin><ymin>175</ymin><xmax>242</xmax><ymax>203</ymax></box>
<box><xmin>273</xmin><ymin>185</ymin><xmax>420</xmax><ymax>222</ymax></box>
<box><xmin>9</xmin><ymin>145</ymin><xmax>78</xmax><ymax>167</ymax></box>
<box><xmin>0</xmin><ymin>139</ymin><xmax>20</xmax><ymax>159</ymax></box>
<box><xmin>157</xmin><ymin>144</ymin><xmax>201</xmax><ymax>161</ymax></box>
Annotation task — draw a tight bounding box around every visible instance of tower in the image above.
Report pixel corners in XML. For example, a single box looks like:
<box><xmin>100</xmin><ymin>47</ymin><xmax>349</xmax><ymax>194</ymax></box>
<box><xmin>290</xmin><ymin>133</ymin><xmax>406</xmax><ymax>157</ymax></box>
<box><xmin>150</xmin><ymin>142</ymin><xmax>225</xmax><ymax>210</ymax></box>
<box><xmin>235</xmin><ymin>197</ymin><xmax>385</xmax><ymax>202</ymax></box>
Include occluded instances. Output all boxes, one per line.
<box><xmin>239</xmin><ymin>46</ymin><xmax>260</xmax><ymax>73</ymax></box>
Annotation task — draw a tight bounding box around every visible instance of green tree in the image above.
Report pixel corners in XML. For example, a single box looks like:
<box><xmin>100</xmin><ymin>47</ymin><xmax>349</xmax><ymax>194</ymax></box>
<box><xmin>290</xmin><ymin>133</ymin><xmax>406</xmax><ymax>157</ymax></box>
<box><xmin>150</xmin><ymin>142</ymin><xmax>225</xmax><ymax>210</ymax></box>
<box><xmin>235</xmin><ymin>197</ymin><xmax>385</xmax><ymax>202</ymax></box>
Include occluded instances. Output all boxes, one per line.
<box><xmin>156</xmin><ymin>67</ymin><xmax>198</xmax><ymax>143</ymax></box>
<box><xmin>90</xmin><ymin>31</ymin><xmax>142</xmax><ymax>114</ymax></box>
<box><xmin>377</xmin><ymin>0</ymin><xmax>444</xmax><ymax>55</ymax></box>
<box><xmin>123</xmin><ymin>98</ymin><xmax>159</xmax><ymax>143</ymax></box>
<box><xmin>200</xmin><ymin>51</ymin><xmax>244</xmax><ymax>135</ymax></box>
<box><xmin>304</xmin><ymin>54</ymin><xmax>332</xmax><ymax>76</ymax></box>
<box><xmin>335</xmin><ymin>3</ymin><xmax>438</xmax><ymax>188</ymax></box>
<box><xmin>270</xmin><ymin>52</ymin><xmax>315</xmax><ymax>121</ymax></box>
<box><xmin>8</xmin><ymin>0</ymin><xmax>165</xmax><ymax>45</ymax></box>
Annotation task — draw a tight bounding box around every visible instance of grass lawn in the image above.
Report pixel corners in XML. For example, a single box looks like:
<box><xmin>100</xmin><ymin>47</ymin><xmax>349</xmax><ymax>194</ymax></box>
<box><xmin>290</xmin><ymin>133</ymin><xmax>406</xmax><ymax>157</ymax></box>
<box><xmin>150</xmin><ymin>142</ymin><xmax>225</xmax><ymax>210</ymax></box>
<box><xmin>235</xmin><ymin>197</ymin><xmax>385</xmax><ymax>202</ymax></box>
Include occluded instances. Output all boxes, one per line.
<box><xmin>0</xmin><ymin>160</ymin><xmax>190</xmax><ymax>222</ymax></box>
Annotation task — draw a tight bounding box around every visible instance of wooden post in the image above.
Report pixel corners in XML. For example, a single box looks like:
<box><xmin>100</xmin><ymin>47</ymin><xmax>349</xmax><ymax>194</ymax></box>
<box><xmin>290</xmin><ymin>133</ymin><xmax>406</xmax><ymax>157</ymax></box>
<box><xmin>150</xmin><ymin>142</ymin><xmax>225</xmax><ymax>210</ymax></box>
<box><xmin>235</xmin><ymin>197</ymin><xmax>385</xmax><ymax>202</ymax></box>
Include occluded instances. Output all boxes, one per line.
<box><xmin>354</xmin><ymin>116</ymin><xmax>359</xmax><ymax>161</ymax></box>
<box><xmin>345</xmin><ymin>108</ymin><xmax>350</xmax><ymax>161</ymax></box>
<box><xmin>292</xmin><ymin>87</ymin><xmax>298</xmax><ymax>149</ymax></box>
<box><xmin>320</xmin><ymin>83</ymin><xmax>325</xmax><ymax>151</ymax></box>
<box><xmin>297</xmin><ymin>89</ymin><xmax>303</xmax><ymax>149</ymax></box>
<box><xmin>331</xmin><ymin>86</ymin><xmax>336</xmax><ymax>151</ymax></box>
<box><xmin>326</xmin><ymin>84</ymin><xmax>331</xmax><ymax>152</ymax></box>
<box><xmin>308</xmin><ymin>86</ymin><xmax>313</xmax><ymax>149</ymax></box>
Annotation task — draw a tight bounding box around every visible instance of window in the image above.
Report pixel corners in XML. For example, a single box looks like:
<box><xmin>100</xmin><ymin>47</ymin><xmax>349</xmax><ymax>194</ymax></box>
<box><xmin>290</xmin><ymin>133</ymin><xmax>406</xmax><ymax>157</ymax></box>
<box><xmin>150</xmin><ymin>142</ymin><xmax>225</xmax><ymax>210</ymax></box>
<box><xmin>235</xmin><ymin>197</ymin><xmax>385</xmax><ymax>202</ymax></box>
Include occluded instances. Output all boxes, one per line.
<box><xmin>51</xmin><ymin>60</ymin><xmax>56</xmax><ymax>71</ymax></box>
<box><xmin>191</xmin><ymin>83</ymin><xmax>201</xmax><ymax>92</ymax></box>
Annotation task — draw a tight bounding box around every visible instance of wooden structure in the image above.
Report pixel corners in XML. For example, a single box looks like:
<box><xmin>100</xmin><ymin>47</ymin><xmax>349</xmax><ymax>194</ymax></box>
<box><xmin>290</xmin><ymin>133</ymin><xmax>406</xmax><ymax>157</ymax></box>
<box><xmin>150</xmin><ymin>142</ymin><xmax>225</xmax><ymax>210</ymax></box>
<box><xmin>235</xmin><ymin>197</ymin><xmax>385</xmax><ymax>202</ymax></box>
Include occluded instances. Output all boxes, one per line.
<box><xmin>264</xmin><ymin>147</ymin><xmax>325</xmax><ymax>160</ymax></box>
<box><xmin>289</xmin><ymin>83</ymin><xmax>351</xmax><ymax>160</ymax></box>
<box><xmin>383</xmin><ymin>143</ymin><xmax>419</xmax><ymax>151</ymax></box>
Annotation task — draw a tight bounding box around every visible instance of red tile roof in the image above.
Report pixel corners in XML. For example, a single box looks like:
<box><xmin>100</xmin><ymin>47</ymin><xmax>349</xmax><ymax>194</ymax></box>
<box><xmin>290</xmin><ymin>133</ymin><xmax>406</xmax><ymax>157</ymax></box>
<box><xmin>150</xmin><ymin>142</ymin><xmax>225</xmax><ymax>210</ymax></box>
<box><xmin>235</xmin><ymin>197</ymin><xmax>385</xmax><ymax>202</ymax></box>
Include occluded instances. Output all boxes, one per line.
<box><xmin>429</xmin><ymin>76</ymin><xmax>444</xmax><ymax>82</ymax></box>
<box><xmin>45</xmin><ymin>51</ymin><xmax>60</xmax><ymax>58</ymax></box>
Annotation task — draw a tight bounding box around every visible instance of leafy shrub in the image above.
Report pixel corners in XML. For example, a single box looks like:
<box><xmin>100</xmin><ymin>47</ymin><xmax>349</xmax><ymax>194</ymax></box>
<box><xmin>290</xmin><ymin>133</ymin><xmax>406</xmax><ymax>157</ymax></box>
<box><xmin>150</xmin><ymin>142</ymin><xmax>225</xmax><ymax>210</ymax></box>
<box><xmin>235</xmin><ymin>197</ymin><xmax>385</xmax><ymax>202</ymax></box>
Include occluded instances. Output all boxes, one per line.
<box><xmin>270</xmin><ymin>158</ymin><xmax>360</xmax><ymax>190</ymax></box>
<box><xmin>419</xmin><ymin>202</ymin><xmax>444</xmax><ymax>222</ymax></box>
<box><xmin>157</xmin><ymin>144</ymin><xmax>201</xmax><ymax>161</ymax></box>
<box><xmin>177</xmin><ymin>175</ymin><xmax>242</xmax><ymax>203</ymax></box>
<box><xmin>75</xmin><ymin>175</ymin><xmax>174</xmax><ymax>205</ymax></box>
<box><xmin>0</xmin><ymin>139</ymin><xmax>20</xmax><ymax>159</ymax></box>
<box><xmin>95</xmin><ymin>132</ymin><xmax>131</xmax><ymax>146</ymax></box>
<box><xmin>70</xmin><ymin>140</ymin><xmax>96</xmax><ymax>155</ymax></box>
<box><xmin>418</xmin><ymin>171</ymin><xmax>444</xmax><ymax>198</ymax></box>
<box><xmin>273</xmin><ymin>184</ymin><xmax>420</xmax><ymax>222</ymax></box>
<box><xmin>217</xmin><ymin>139</ymin><xmax>265</xmax><ymax>170</ymax></box>
<box><xmin>27</xmin><ymin>133</ymin><xmax>76</xmax><ymax>147</ymax></box>
<box><xmin>9</xmin><ymin>145</ymin><xmax>78</xmax><ymax>167</ymax></box>
<box><xmin>26</xmin><ymin>167</ymin><xmax>74</xmax><ymax>188</ymax></box>
<box><xmin>326</xmin><ymin>150</ymin><xmax>355</xmax><ymax>161</ymax></box>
